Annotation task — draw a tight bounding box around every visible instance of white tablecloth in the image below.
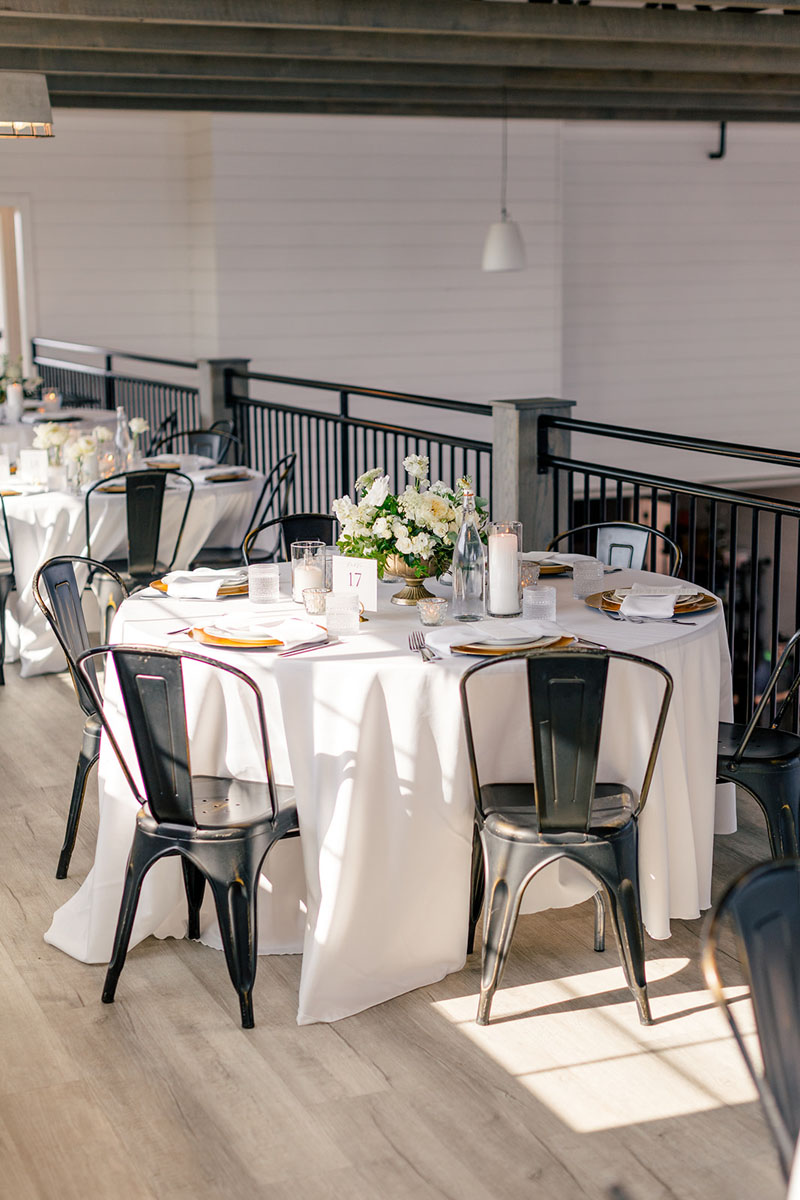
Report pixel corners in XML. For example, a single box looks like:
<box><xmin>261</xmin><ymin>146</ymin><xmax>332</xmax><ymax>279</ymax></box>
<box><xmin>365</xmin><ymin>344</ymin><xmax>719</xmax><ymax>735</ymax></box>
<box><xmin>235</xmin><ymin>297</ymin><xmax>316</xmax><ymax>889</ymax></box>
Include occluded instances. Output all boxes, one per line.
<box><xmin>45</xmin><ymin>567</ymin><xmax>734</xmax><ymax>1024</ymax></box>
<box><xmin>3</xmin><ymin>470</ymin><xmax>263</xmax><ymax>676</ymax></box>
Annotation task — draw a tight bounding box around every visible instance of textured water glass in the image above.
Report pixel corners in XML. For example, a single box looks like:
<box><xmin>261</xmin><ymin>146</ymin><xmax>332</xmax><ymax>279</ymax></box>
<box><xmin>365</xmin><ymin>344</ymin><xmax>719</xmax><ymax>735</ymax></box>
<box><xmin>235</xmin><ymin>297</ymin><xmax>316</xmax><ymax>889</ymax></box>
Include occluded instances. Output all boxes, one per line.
<box><xmin>522</xmin><ymin>585</ymin><xmax>556</xmax><ymax>621</ymax></box>
<box><xmin>325</xmin><ymin>589</ymin><xmax>361</xmax><ymax>636</ymax></box>
<box><xmin>572</xmin><ymin>559</ymin><xmax>605</xmax><ymax>600</ymax></box>
<box><xmin>248</xmin><ymin>563</ymin><xmax>280</xmax><ymax>605</ymax></box>
<box><xmin>417</xmin><ymin>596</ymin><xmax>448</xmax><ymax>626</ymax></box>
<box><xmin>520</xmin><ymin>561</ymin><xmax>541</xmax><ymax>590</ymax></box>
<box><xmin>303</xmin><ymin>586</ymin><xmax>330</xmax><ymax>616</ymax></box>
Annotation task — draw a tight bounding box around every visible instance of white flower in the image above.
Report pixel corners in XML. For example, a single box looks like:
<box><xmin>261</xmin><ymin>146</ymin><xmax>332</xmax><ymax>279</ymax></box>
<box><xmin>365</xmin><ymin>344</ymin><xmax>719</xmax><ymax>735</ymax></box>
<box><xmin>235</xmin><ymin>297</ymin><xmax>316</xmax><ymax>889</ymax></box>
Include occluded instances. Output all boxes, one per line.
<box><xmin>94</xmin><ymin>425</ymin><xmax>112</xmax><ymax>443</ymax></box>
<box><xmin>392</xmin><ymin>521</ymin><xmax>409</xmax><ymax>540</ymax></box>
<box><xmin>64</xmin><ymin>434</ymin><xmax>96</xmax><ymax>461</ymax></box>
<box><xmin>396</xmin><ymin>535</ymin><xmax>414</xmax><ymax>555</ymax></box>
<box><xmin>128</xmin><ymin>417</ymin><xmax>149</xmax><ymax>437</ymax></box>
<box><xmin>32</xmin><ymin>422</ymin><xmax>69</xmax><ymax>450</ymax></box>
<box><xmin>411</xmin><ymin>532</ymin><xmax>433</xmax><ymax>558</ymax></box>
<box><xmin>372</xmin><ymin>516</ymin><xmax>392</xmax><ymax>539</ymax></box>
<box><xmin>362</xmin><ymin>474</ymin><xmax>390</xmax><ymax>509</ymax></box>
<box><xmin>403</xmin><ymin>454</ymin><xmax>429</xmax><ymax>481</ymax></box>
<box><xmin>355</xmin><ymin>467</ymin><xmax>382</xmax><ymax>493</ymax></box>
<box><xmin>332</xmin><ymin>495</ymin><xmax>359</xmax><ymax>524</ymax></box>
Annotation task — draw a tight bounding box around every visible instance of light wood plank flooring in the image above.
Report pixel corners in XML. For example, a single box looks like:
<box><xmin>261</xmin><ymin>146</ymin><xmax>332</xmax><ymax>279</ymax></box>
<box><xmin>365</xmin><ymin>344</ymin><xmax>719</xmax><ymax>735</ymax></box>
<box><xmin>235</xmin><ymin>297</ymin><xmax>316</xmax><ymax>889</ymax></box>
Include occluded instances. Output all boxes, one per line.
<box><xmin>0</xmin><ymin>663</ymin><xmax>785</xmax><ymax>1200</ymax></box>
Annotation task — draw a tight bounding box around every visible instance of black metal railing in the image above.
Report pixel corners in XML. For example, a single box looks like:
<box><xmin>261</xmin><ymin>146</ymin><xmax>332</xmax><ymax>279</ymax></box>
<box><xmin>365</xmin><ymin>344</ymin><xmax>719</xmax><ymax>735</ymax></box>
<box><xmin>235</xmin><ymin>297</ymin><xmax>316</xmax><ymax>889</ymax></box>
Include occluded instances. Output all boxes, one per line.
<box><xmin>31</xmin><ymin>338</ymin><xmax>200</xmax><ymax>432</ymax></box>
<box><xmin>539</xmin><ymin>414</ymin><xmax>800</xmax><ymax>723</ymax></box>
<box><xmin>225</xmin><ymin>368</ymin><xmax>493</xmax><ymax>513</ymax></box>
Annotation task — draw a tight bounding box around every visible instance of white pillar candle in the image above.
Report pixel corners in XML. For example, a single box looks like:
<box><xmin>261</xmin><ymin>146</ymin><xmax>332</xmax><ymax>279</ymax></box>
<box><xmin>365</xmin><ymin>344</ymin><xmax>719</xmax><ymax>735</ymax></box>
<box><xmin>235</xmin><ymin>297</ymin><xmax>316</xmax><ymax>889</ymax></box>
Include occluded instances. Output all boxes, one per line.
<box><xmin>488</xmin><ymin>531</ymin><xmax>520</xmax><ymax>615</ymax></box>
<box><xmin>293</xmin><ymin>562</ymin><xmax>324</xmax><ymax>602</ymax></box>
<box><xmin>5</xmin><ymin>383</ymin><xmax>24</xmax><ymax>423</ymax></box>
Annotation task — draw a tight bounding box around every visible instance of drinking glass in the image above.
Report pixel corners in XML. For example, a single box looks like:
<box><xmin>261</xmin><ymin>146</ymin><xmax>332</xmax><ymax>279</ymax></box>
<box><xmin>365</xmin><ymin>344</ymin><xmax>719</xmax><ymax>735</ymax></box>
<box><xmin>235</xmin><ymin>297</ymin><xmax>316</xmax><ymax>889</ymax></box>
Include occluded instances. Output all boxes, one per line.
<box><xmin>291</xmin><ymin>540</ymin><xmax>326</xmax><ymax>602</ymax></box>
<box><xmin>572</xmin><ymin>559</ymin><xmax>605</xmax><ymax>600</ymax></box>
<box><xmin>325</xmin><ymin>589</ymin><xmax>361</xmax><ymax>636</ymax></box>
<box><xmin>522</xmin><ymin>585</ymin><xmax>556</xmax><ymax>621</ymax></box>
<box><xmin>417</xmin><ymin>597</ymin><xmax>448</xmax><ymax>626</ymax></box>
<box><xmin>248</xmin><ymin>563</ymin><xmax>280</xmax><ymax>605</ymax></box>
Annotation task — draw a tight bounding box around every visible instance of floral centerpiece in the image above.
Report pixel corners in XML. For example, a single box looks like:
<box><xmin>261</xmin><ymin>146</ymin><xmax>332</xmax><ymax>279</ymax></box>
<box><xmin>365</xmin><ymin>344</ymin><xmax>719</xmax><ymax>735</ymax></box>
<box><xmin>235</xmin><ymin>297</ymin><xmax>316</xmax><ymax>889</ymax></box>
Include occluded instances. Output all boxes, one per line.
<box><xmin>333</xmin><ymin>454</ymin><xmax>488</xmax><ymax>604</ymax></box>
<box><xmin>0</xmin><ymin>355</ymin><xmax>43</xmax><ymax>421</ymax></box>
<box><xmin>63</xmin><ymin>432</ymin><xmax>97</xmax><ymax>491</ymax></box>
<box><xmin>128</xmin><ymin>416</ymin><xmax>149</xmax><ymax>464</ymax></box>
<box><xmin>32</xmin><ymin>420</ymin><xmax>71</xmax><ymax>465</ymax></box>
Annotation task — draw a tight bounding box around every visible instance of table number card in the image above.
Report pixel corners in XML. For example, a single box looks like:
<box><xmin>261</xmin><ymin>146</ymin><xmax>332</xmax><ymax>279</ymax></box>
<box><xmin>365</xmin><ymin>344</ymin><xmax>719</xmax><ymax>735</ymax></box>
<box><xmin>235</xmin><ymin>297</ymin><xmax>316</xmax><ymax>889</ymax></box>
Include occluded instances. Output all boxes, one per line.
<box><xmin>18</xmin><ymin>448</ymin><xmax>49</xmax><ymax>485</ymax></box>
<box><xmin>332</xmin><ymin>555</ymin><xmax>378</xmax><ymax>612</ymax></box>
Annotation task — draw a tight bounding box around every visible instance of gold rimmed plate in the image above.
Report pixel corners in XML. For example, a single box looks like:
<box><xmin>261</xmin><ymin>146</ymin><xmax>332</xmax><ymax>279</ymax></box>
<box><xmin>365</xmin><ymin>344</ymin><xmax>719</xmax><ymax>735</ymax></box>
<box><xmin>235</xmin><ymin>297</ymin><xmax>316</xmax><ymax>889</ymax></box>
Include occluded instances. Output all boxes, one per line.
<box><xmin>538</xmin><ymin>562</ymin><xmax>570</xmax><ymax>576</ymax></box>
<box><xmin>585</xmin><ymin>590</ymin><xmax>717</xmax><ymax>615</ymax></box>
<box><xmin>451</xmin><ymin>634</ymin><xmax>576</xmax><ymax>657</ymax></box>
<box><xmin>189</xmin><ymin>627</ymin><xmax>283</xmax><ymax>650</ymax></box>
<box><xmin>204</xmin><ymin>470</ymin><xmax>251</xmax><ymax>484</ymax></box>
<box><xmin>151</xmin><ymin>577</ymin><xmax>249</xmax><ymax>597</ymax></box>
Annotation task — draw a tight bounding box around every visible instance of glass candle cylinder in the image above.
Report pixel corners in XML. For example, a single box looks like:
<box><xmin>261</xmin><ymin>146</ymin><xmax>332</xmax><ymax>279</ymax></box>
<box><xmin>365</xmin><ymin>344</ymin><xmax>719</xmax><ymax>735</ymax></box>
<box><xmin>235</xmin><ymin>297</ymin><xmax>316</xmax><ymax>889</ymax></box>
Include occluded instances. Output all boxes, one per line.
<box><xmin>291</xmin><ymin>540</ymin><xmax>326</xmax><ymax>602</ymax></box>
<box><xmin>487</xmin><ymin>521</ymin><xmax>522</xmax><ymax>617</ymax></box>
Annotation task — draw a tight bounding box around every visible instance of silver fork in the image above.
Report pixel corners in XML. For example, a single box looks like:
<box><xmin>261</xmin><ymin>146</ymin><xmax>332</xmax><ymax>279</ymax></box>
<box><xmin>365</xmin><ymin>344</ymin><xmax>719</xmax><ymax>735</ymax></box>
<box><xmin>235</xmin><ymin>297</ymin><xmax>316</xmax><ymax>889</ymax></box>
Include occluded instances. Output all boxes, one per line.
<box><xmin>602</xmin><ymin>609</ymin><xmax>696</xmax><ymax>626</ymax></box>
<box><xmin>408</xmin><ymin>630</ymin><xmax>439</xmax><ymax>662</ymax></box>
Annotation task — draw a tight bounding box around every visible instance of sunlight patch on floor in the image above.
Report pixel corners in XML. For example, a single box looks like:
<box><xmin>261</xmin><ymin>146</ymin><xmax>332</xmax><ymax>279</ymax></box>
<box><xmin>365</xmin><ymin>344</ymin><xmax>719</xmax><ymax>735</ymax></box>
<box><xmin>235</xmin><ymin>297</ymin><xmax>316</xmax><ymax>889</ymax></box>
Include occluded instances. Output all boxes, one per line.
<box><xmin>432</xmin><ymin>957</ymin><xmax>760</xmax><ymax>1132</ymax></box>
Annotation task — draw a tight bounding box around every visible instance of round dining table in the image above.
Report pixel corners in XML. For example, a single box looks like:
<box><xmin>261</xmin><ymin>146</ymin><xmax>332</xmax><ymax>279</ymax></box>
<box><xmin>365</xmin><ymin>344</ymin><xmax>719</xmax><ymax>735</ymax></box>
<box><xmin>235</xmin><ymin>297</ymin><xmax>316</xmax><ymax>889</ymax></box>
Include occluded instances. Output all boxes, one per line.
<box><xmin>45</xmin><ymin>565</ymin><xmax>734</xmax><ymax>1025</ymax></box>
<box><xmin>3</xmin><ymin>465</ymin><xmax>264</xmax><ymax>676</ymax></box>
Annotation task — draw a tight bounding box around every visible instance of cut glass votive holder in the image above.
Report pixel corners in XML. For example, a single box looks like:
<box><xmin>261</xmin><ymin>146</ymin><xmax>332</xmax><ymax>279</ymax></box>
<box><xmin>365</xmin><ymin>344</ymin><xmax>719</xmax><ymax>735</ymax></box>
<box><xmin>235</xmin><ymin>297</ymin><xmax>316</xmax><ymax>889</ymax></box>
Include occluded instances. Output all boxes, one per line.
<box><xmin>303</xmin><ymin>586</ymin><xmax>330</xmax><ymax>616</ymax></box>
<box><xmin>522</xmin><ymin>585</ymin><xmax>556</xmax><ymax>622</ymax></box>
<box><xmin>417</xmin><ymin>596</ymin><xmax>448</xmax><ymax>626</ymax></box>
<box><xmin>520</xmin><ymin>561</ymin><xmax>541</xmax><ymax>590</ymax></box>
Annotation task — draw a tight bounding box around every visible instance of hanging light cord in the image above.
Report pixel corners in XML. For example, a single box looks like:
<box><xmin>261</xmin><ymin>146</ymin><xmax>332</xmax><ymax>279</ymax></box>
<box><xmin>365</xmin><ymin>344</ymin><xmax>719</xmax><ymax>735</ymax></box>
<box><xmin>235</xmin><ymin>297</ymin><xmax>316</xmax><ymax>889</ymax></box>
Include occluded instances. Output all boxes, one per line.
<box><xmin>500</xmin><ymin>87</ymin><xmax>508</xmax><ymax>221</ymax></box>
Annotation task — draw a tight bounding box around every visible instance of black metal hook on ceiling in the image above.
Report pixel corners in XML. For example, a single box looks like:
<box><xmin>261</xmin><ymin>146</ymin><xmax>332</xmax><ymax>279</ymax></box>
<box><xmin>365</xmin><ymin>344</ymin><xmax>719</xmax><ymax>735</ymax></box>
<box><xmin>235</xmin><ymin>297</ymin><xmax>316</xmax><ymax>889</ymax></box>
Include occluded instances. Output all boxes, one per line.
<box><xmin>708</xmin><ymin>121</ymin><xmax>727</xmax><ymax>160</ymax></box>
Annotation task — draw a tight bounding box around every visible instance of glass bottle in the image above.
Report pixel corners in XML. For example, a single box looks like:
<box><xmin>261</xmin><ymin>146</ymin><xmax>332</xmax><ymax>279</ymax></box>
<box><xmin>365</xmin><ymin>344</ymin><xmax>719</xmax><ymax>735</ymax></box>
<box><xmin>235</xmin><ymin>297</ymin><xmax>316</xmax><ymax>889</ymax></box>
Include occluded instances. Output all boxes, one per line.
<box><xmin>113</xmin><ymin>406</ymin><xmax>132</xmax><ymax>472</ymax></box>
<box><xmin>451</xmin><ymin>489</ymin><xmax>486</xmax><ymax>621</ymax></box>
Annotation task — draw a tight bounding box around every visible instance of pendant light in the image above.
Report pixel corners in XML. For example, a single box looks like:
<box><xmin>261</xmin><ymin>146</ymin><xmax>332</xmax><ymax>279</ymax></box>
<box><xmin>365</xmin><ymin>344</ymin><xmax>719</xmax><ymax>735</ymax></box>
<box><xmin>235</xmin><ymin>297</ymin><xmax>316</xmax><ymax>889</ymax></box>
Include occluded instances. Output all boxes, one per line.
<box><xmin>482</xmin><ymin>90</ymin><xmax>525</xmax><ymax>272</ymax></box>
<box><xmin>0</xmin><ymin>72</ymin><xmax>53</xmax><ymax>138</ymax></box>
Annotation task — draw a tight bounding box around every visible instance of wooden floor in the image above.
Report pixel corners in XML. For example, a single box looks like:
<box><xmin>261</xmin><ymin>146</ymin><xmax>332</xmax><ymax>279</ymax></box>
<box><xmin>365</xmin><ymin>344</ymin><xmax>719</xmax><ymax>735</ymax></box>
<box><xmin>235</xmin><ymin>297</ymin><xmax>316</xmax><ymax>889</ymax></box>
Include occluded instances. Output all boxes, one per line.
<box><xmin>0</xmin><ymin>662</ymin><xmax>785</xmax><ymax>1200</ymax></box>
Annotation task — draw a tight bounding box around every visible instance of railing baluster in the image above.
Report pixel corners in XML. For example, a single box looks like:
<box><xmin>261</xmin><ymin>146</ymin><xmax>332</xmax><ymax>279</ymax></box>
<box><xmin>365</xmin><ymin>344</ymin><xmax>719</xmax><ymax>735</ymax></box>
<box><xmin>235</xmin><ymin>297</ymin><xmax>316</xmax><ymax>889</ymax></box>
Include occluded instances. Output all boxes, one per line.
<box><xmin>770</xmin><ymin>515</ymin><xmax>782</xmax><ymax>724</ymax></box>
<box><xmin>747</xmin><ymin>509</ymin><xmax>760</xmax><ymax>718</ymax></box>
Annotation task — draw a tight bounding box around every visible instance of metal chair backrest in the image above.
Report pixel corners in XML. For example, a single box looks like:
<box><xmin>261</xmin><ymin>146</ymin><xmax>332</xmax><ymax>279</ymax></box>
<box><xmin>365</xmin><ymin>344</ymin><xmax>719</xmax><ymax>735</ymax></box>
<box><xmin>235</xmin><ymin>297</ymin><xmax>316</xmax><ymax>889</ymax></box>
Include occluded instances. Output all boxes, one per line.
<box><xmin>460</xmin><ymin>648</ymin><xmax>673</xmax><ymax>834</ymax></box>
<box><xmin>85</xmin><ymin>470</ymin><xmax>194</xmax><ymax>581</ymax></box>
<box><xmin>547</xmin><ymin>521</ymin><xmax>683</xmax><ymax>576</ymax></box>
<box><xmin>76</xmin><ymin>644</ymin><xmax>279</xmax><ymax>826</ymax></box>
<box><xmin>702</xmin><ymin>859</ymin><xmax>800</xmax><ymax>1178</ymax></box>
<box><xmin>150</xmin><ymin>428</ymin><xmax>242</xmax><ymax>465</ymax></box>
<box><xmin>145</xmin><ymin>410</ymin><xmax>178</xmax><ymax>456</ymax></box>
<box><xmin>244</xmin><ymin>512</ymin><xmax>336</xmax><ymax>564</ymax></box>
<box><xmin>32</xmin><ymin>555</ymin><xmax>127</xmax><ymax>717</ymax></box>
<box><xmin>0</xmin><ymin>493</ymin><xmax>14</xmax><ymax>579</ymax></box>
<box><xmin>249</xmin><ymin>452</ymin><xmax>297</xmax><ymax>536</ymax></box>
<box><xmin>727</xmin><ymin>628</ymin><xmax>800</xmax><ymax>766</ymax></box>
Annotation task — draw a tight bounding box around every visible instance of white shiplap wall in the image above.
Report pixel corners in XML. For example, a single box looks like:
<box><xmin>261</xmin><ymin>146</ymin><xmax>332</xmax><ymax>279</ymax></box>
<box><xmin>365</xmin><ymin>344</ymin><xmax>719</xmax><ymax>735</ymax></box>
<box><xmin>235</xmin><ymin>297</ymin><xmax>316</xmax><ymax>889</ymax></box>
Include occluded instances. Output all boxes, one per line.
<box><xmin>0</xmin><ymin>110</ymin><xmax>195</xmax><ymax>359</ymax></box>
<box><xmin>561</xmin><ymin>121</ymin><xmax>800</xmax><ymax>481</ymax></box>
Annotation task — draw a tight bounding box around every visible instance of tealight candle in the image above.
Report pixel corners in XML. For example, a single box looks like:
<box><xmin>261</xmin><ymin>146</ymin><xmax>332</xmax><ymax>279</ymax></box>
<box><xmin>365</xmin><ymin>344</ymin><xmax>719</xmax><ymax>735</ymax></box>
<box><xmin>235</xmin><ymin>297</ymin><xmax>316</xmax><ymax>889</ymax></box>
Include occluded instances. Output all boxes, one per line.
<box><xmin>487</xmin><ymin>522</ymin><xmax>522</xmax><ymax>616</ymax></box>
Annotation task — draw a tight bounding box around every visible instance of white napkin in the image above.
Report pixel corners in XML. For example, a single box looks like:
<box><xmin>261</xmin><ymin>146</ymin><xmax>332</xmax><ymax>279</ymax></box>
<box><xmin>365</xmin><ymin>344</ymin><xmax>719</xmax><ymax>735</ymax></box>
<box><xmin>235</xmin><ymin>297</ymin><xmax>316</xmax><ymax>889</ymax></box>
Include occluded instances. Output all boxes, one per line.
<box><xmin>425</xmin><ymin>618</ymin><xmax>568</xmax><ymax>657</ymax></box>
<box><xmin>520</xmin><ymin>551</ymin><xmax>596</xmax><ymax>566</ymax></box>
<box><xmin>162</xmin><ymin>567</ymin><xmax>248</xmax><ymax>600</ymax></box>
<box><xmin>208</xmin><ymin>614</ymin><xmax>326</xmax><ymax>648</ymax></box>
<box><xmin>619</xmin><ymin>582</ymin><xmax>685</xmax><ymax>619</ymax></box>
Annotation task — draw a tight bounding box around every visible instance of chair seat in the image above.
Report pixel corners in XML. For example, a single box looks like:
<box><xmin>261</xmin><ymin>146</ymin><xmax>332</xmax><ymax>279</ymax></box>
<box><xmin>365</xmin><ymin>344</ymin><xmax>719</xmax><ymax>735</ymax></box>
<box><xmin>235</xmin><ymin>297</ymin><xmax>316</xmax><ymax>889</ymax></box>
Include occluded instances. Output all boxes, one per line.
<box><xmin>137</xmin><ymin>776</ymin><xmax>297</xmax><ymax>832</ymax></box>
<box><xmin>190</xmin><ymin>546</ymin><xmax>244</xmax><ymax>570</ymax></box>
<box><xmin>480</xmin><ymin>781</ymin><xmax>635</xmax><ymax>843</ymax></box>
<box><xmin>94</xmin><ymin>558</ymin><xmax>170</xmax><ymax>587</ymax></box>
<box><xmin>718</xmin><ymin>721</ymin><xmax>800</xmax><ymax>767</ymax></box>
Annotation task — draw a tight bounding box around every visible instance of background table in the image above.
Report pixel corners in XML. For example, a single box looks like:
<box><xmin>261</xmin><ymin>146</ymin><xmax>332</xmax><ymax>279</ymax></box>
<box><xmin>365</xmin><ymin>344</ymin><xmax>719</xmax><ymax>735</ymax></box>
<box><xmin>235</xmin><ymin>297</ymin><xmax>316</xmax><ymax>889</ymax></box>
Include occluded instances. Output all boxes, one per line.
<box><xmin>3</xmin><ymin>469</ymin><xmax>263</xmax><ymax>676</ymax></box>
<box><xmin>45</xmin><ymin>566</ymin><xmax>733</xmax><ymax>1024</ymax></box>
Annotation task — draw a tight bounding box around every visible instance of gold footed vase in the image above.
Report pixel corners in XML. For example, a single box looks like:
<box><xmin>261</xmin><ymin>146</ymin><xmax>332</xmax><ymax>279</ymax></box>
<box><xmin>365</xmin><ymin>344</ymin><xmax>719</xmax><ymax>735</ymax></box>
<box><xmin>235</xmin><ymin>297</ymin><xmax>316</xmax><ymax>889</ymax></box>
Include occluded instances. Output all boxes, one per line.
<box><xmin>384</xmin><ymin>554</ymin><xmax>437</xmax><ymax>606</ymax></box>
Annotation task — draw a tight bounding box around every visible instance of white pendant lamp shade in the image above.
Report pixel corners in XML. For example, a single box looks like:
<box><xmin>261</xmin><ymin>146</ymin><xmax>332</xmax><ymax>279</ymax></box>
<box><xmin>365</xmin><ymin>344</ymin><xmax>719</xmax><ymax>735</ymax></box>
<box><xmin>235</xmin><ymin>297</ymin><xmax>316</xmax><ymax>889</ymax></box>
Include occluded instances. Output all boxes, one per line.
<box><xmin>482</xmin><ymin>215</ymin><xmax>526</xmax><ymax>272</ymax></box>
<box><xmin>0</xmin><ymin>72</ymin><xmax>53</xmax><ymax>138</ymax></box>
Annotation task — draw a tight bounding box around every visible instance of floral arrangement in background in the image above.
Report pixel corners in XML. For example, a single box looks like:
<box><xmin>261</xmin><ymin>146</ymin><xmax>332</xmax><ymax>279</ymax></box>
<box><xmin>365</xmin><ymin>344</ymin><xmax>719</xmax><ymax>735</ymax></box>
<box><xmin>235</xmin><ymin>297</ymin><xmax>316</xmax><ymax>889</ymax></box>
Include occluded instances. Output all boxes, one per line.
<box><xmin>333</xmin><ymin>454</ymin><xmax>488</xmax><ymax>579</ymax></box>
<box><xmin>0</xmin><ymin>355</ymin><xmax>42</xmax><ymax>403</ymax></box>
<box><xmin>128</xmin><ymin>416</ymin><xmax>149</xmax><ymax>459</ymax></box>
<box><xmin>32</xmin><ymin>421</ymin><xmax>71</xmax><ymax>464</ymax></box>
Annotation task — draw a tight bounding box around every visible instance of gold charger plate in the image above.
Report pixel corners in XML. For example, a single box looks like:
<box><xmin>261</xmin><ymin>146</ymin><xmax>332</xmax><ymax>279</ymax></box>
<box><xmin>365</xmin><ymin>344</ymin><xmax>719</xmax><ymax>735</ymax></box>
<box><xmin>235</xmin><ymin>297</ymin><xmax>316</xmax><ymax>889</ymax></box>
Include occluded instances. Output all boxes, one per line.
<box><xmin>585</xmin><ymin>591</ymin><xmax>717</xmax><ymax>614</ymax></box>
<box><xmin>144</xmin><ymin>459</ymin><xmax>180</xmax><ymax>471</ymax></box>
<box><xmin>151</xmin><ymin>577</ymin><xmax>249</xmax><ymax>597</ymax></box>
<box><xmin>204</xmin><ymin>471</ymin><xmax>251</xmax><ymax>483</ymax></box>
<box><xmin>0</xmin><ymin>489</ymin><xmax>20</xmax><ymax>497</ymax></box>
<box><xmin>189</xmin><ymin>627</ymin><xmax>282</xmax><ymax>649</ymax></box>
<box><xmin>97</xmin><ymin>483</ymin><xmax>126</xmax><ymax>493</ymax></box>
<box><xmin>538</xmin><ymin>562</ymin><xmax>569</xmax><ymax>576</ymax></box>
<box><xmin>451</xmin><ymin>634</ymin><xmax>575</xmax><ymax>657</ymax></box>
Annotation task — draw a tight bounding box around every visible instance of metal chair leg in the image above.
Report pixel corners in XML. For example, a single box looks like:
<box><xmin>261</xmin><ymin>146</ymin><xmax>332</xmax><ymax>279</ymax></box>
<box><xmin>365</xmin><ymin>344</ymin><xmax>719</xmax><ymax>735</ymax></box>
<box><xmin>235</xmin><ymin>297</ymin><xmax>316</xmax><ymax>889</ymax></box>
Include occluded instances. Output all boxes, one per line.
<box><xmin>209</xmin><ymin>873</ymin><xmax>261</xmax><ymax>1029</ymax></box>
<box><xmin>102</xmin><ymin>831</ymin><xmax>159</xmax><ymax>1004</ymax></box>
<box><xmin>56</xmin><ymin>723</ymin><xmax>100</xmax><ymax>879</ymax></box>
<box><xmin>477</xmin><ymin>832</ymin><xmax>533</xmax><ymax>1026</ymax></box>
<box><xmin>593</xmin><ymin>890</ymin><xmax>606</xmax><ymax>952</ymax></box>
<box><xmin>182</xmin><ymin>857</ymin><xmax>206</xmax><ymax>940</ymax></box>
<box><xmin>599</xmin><ymin>832</ymin><xmax>652</xmax><ymax>1026</ymax></box>
<box><xmin>467</xmin><ymin>823</ymin><xmax>485</xmax><ymax>955</ymax></box>
<box><xmin>0</xmin><ymin>580</ymin><xmax>10</xmax><ymax>686</ymax></box>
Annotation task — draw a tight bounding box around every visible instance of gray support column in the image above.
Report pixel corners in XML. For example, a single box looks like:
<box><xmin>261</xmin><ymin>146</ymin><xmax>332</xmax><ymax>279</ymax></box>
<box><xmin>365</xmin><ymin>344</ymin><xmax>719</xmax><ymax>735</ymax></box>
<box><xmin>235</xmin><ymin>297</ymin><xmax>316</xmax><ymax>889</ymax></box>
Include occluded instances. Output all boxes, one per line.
<box><xmin>490</xmin><ymin>397</ymin><xmax>575</xmax><ymax>550</ymax></box>
<box><xmin>196</xmin><ymin>357</ymin><xmax>250</xmax><ymax>426</ymax></box>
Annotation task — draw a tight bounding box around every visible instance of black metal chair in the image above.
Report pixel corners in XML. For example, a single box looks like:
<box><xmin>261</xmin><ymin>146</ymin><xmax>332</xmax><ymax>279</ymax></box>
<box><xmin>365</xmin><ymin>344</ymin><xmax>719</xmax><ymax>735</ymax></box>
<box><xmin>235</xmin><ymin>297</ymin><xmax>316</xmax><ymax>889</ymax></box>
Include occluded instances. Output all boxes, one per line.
<box><xmin>149</xmin><ymin>427</ymin><xmax>242</xmax><ymax>465</ymax></box>
<box><xmin>0</xmin><ymin>493</ymin><xmax>16</xmax><ymax>686</ymax></box>
<box><xmin>190</xmin><ymin>451</ymin><xmax>297</xmax><ymax>571</ymax></box>
<box><xmin>717</xmin><ymin>629</ymin><xmax>800</xmax><ymax>860</ymax></box>
<box><xmin>76</xmin><ymin>644</ymin><xmax>300</xmax><ymax>1029</ymax></box>
<box><xmin>547</xmin><ymin>521</ymin><xmax>683</xmax><ymax>576</ymax></box>
<box><xmin>244</xmin><ymin>512</ymin><xmax>336</xmax><ymax>564</ymax></box>
<box><xmin>460</xmin><ymin>648</ymin><xmax>673</xmax><ymax>1027</ymax></box>
<box><xmin>144</xmin><ymin>410</ymin><xmax>178</xmax><ymax>457</ymax></box>
<box><xmin>32</xmin><ymin>555</ymin><xmax>128</xmax><ymax>878</ymax></box>
<box><xmin>85</xmin><ymin>469</ymin><xmax>194</xmax><ymax>639</ymax></box>
<box><xmin>702</xmin><ymin>859</ymin><xmax>800</xmax><ymax>1180</ymax></box>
